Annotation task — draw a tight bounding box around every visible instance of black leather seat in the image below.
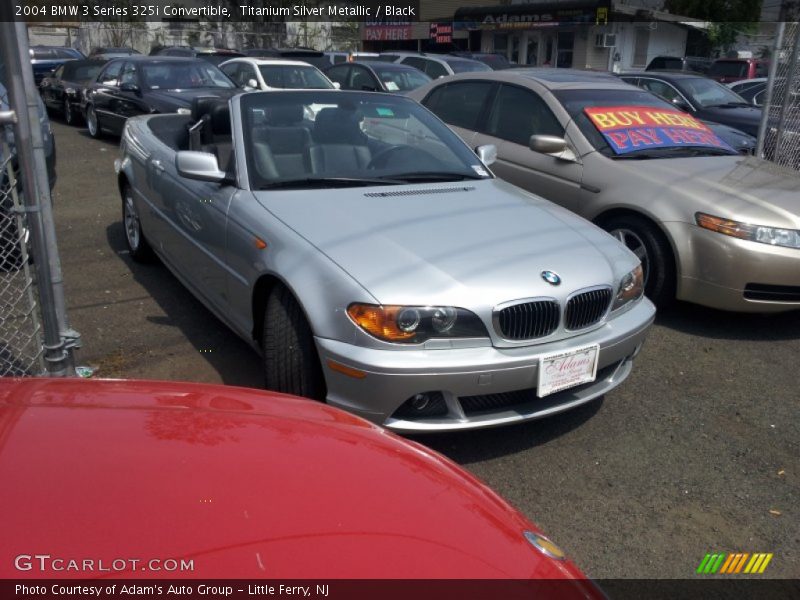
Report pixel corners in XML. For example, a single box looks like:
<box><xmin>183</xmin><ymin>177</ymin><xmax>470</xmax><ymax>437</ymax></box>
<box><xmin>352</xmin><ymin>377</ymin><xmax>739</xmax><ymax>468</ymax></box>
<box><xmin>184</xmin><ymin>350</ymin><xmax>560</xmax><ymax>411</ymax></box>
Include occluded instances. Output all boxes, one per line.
<box><xmin>199</xmin><ymin>103</ymin><xmax>233</xmax><ymax>172</ymax></box>
<box><xmin>188</xmin><ymin>97</ymin><xmax>223</xmax><ymax>151</ymax></box>
<box><xmin>307</xmin><ymin>107</ymin><xmax>371</xmax><ymax>174</ymax></box>
<box><xmin>257</xmin><ymin>104</ymin><xmax>312</xmax><ymax>179</ymax></box>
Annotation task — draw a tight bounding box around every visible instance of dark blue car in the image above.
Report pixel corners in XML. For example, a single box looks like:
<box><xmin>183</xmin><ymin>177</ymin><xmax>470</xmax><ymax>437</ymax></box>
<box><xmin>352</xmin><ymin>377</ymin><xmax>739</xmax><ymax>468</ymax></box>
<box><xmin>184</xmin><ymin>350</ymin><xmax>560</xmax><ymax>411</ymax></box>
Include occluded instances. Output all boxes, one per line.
<box><xmin>84</xmin><ymin>56</ymin><xmax>239</xmax><ymax>138</ymax></box>
<box><xmin>29</xmin><ymin>46</ymin><xmax>84</xmax><ymax>86</ymax></box>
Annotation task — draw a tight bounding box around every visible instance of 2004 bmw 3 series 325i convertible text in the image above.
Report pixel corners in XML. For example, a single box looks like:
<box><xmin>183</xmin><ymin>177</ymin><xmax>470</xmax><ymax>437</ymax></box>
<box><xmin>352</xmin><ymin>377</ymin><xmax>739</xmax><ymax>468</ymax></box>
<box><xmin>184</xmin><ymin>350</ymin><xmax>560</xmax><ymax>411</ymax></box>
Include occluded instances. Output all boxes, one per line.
<box><xmin>115</xmin><ymin>90</ymin><xmax>655</xmax><ymax>432</ymax></box>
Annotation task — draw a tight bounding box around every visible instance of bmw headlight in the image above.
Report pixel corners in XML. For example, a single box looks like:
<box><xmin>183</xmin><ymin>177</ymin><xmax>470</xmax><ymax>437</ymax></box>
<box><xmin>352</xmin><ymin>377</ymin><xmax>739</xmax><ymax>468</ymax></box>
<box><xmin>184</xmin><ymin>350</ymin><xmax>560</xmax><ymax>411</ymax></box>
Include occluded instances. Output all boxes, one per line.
<box><xmin>696</xmin><ymin>213</ymin><xmax>800</xmax><ymax>249</ymax></box>
<box><xmin>347</xmin><ymin>304</ymin><xmax>488</xmax><ymax>343</ymax></box>
<box><xmin>612</xmin><ymin>265</ymin><xmax>644</xmax><ymax>311</ymax></box>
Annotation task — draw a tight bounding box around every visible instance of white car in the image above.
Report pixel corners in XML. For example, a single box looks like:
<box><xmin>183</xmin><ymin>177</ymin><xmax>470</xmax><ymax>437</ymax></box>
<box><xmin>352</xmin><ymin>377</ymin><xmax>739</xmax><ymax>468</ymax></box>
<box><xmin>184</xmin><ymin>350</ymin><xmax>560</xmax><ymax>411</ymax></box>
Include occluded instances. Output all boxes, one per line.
<box><xmin>219</xmin><ymin>57</ymin><xmax>337</xmax><ymax>91</ymax></box>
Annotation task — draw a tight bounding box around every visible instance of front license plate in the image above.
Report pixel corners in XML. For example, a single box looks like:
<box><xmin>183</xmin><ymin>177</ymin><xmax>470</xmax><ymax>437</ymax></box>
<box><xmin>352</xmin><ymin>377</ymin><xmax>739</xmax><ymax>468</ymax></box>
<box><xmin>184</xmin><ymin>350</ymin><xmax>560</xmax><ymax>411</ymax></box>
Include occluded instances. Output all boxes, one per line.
<box><xmin>537</xmin><ymin>344</ymin><xmax>600</xmax><ymax>398</ymax></box>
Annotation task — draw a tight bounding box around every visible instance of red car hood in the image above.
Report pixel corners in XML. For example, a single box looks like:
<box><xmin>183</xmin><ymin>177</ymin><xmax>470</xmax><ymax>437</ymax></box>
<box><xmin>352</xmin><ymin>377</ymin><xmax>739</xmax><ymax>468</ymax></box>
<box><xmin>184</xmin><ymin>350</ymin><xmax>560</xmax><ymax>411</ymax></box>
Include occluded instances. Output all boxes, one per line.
<box><xmin>0</xmin><ymin>378</ymin><xmax>593</xmax><ymax>584</ymax></box>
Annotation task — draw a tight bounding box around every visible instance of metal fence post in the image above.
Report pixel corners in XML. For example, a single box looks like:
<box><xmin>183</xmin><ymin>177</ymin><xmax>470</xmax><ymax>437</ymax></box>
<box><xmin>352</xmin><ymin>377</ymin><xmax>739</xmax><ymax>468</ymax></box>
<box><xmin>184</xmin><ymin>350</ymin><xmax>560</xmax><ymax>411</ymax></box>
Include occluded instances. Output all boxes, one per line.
<box><xmin>756</xmin><ymin>22</ymin><xmax>784</xmax><ymax>158</ymax></box>
<box><xmin>772</xmin><ymin>24</ymin><xmax>800</xmax><ymax>162</ymax></box>
<box><xmin>0</xmin><ymin>12</ymin><xmax>77</xmax><ymax>376</ymax></box>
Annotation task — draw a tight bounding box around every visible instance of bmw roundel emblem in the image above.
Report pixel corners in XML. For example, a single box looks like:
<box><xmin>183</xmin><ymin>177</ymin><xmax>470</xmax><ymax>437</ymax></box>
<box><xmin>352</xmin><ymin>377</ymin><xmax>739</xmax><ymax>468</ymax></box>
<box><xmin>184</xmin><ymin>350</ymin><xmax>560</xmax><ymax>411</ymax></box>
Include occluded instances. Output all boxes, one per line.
<box><xmin>541</xmin><ymin>270</ymin><xmax>561</xmax><ymax>286</ymax></box>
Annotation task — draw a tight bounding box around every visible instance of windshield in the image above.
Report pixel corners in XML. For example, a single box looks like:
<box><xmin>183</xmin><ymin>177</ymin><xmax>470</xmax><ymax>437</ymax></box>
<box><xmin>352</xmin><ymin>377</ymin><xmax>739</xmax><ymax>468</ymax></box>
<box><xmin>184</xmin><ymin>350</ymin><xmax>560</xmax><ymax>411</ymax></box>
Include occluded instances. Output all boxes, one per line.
<box><xmin>554</xmin><ymin>88</ymin><xmax>737</xmax><ymax>158</ymax></box>
<box><xmin>259</xmin><ymin>65</ymin><xmax>333</xmax><ymax>89</ymax></box>
<box><xmin>477</xmin><ymin>55</ymin><xmax>511</xmax><ymax>69</ymax></box>
<box><xmin>372</xmin><ymin>66</ymin><xmax>431</xmax><ymax>91</ymax></box>
<box><xmin>677</xmin><ymin>77</ymin><xmax>749</xmax><ymax>107</ymax></box>
<box><xmin>446</xmin><ymin>59</ymin><xmax>492</xmax><ymax>73</ymax></box>
<box><xmin>199</xmin><ymin>53</ymin><xmax>244</xmax><ymax>67</ymax></box>
<box><xmin>63</xmin><ymin>62</ymin><xmax>105</xmax><ymax>82</ymax></box>
<box><xmin>141</xmin><ymin>62</ymin><xmax>235</xmax><ymax>90</ymax></box>
<box><xmin>710</xmin><ymin>61</ymin><xmax>748</xmax><ymax>78</ymax></box>
<box><xmin>240</xmin><ymin>91</ymin><xmax>491</xmax><ymax>189</ymax></box>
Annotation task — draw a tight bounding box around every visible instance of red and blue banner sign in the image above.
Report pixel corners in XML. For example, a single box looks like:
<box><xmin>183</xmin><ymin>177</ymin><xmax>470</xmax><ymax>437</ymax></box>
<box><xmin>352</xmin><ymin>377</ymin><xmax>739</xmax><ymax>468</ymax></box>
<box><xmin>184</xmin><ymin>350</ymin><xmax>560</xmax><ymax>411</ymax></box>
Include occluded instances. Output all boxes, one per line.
<box><xmin>583</xmin><ymin>105</ymin><xmax>734</xmax><ymax>154</ymax></box>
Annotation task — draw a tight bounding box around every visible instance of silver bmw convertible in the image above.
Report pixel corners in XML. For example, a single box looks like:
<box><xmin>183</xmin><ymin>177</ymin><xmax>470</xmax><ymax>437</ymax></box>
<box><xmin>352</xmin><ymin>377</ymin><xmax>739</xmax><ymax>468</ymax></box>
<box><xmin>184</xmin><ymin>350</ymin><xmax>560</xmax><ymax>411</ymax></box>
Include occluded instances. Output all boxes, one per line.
<box><xmin>115</xmin><ymin>90</ymin><xmax>655</xmax><ymax>432</ymax></box>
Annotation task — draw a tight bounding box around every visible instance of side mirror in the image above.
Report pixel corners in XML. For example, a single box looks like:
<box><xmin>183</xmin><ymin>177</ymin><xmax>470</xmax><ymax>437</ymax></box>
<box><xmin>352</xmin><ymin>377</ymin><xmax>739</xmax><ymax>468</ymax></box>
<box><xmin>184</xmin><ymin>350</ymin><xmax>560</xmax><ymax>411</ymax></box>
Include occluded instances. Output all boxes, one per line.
<box><xmin>246</xmin><ymin>78</ymin><xmax>259</xmax><ymax>89</ymax></box>
<box><xmin>529</xmin><ymin>134</ymin><xmax>567</xmax><ymax>155</ymax></box>
<box><xmin>671</xmin><ymin>97</ymin><xmax>690</xmax><ymax>111</ymax></box>
<box><xmin>332</xmin><ymin>81</ymin><xmax>341</xmax><ymax>89</ymax></box>
<box><xmin>120</xmin><ymin>82</ymin><xmax>140</xmax><ymax>94</ymax></box>
<box><xmin>475</xmin><ymin>144</ymin><xmax>497</xmax><ymax>166</ymax></box>
<box><xmin>361</xmin><ymin>84</ymin><xmax>377</xmax><ymax>91</ymax></box>
<box><xmin>176</xmin><ymin>151</ymin><xmax>227</xmax><ymax>183</ymax></box>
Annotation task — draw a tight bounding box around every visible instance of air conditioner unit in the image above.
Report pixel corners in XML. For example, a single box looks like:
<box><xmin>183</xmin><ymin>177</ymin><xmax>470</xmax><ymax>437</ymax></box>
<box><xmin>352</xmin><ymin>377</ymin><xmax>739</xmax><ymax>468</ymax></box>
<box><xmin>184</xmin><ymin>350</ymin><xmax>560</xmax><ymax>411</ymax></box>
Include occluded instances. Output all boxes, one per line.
<box><xmin>595</xmin><ymin>33</ymin><xmax>617</xmax><ymax>48</ymax></box>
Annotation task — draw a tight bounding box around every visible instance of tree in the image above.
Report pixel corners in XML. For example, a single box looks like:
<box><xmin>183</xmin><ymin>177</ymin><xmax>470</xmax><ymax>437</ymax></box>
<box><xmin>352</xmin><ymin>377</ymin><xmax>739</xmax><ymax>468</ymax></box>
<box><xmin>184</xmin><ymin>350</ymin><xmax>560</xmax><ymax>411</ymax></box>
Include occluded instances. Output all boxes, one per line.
<box><xmin>79</xmin><ymin>0</ymin><xmax>146</xmax><ymax>51</ymax></box>
<box><xmin>664</xmin><ymin>0</ymin><xmax>762</xmax><ymax>54</ymax></box>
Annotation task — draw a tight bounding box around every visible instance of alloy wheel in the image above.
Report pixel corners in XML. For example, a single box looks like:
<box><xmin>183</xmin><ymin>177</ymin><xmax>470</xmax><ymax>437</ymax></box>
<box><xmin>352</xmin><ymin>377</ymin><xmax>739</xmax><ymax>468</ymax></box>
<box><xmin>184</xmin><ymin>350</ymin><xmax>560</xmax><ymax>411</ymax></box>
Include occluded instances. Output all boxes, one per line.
<box><xmin>610</xmin><ymin>227</ymin><xmax>650</xmax><ymax>287</ymax></box>
<box><xmin>87</xmin><ymin>106</ymin><xmax>98</xmax><ymax>137</ymax></box>
<box><xmin>124</xmin><ymin>192</ymin><xmax>140</xmax><ymax>250</ymax></box>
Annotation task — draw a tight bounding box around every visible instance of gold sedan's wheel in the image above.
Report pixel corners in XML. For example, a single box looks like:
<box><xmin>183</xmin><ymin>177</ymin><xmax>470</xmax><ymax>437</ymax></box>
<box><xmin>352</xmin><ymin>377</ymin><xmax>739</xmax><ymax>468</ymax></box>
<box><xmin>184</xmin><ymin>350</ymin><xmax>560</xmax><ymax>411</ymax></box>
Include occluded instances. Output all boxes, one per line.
<box><xmin>602</xmin><ymin>214</ymin><xmax>675</xmax><ymax>307</ymax></box>
<box><xmin>610</xmin><ymin>228</ymin><xmax>650</xmax><ymax>288</ymax></box>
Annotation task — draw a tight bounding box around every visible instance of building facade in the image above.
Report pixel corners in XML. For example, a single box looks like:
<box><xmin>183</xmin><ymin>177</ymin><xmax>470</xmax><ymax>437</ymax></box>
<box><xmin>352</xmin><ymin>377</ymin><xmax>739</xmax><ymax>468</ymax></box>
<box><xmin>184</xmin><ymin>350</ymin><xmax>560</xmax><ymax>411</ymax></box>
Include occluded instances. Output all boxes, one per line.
<box><xmin>362</xmin><ymin>0</ymin><xmax>700</xmax><ymax>72</ymax></box>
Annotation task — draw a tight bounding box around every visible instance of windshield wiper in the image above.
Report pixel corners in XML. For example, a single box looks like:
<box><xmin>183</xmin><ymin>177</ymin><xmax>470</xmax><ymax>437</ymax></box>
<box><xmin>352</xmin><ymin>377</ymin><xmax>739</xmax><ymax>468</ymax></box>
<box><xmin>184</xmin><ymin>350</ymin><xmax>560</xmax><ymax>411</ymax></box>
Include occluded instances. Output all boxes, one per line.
<box><xmin>613</xmin><ymin>147</ymin><xmax>736</xmax><ymax>159</ymax></box>
<box><xmin>258</xmin><ymin>177</ymin><xmax>404</xmax><ymax>190</ymax></box>
<box><xmin>380</xmin><ymin>171</ymin><xmax>487</xmax><ymax>183</ymax></box>
<box><xmin>710</xmin><ymin>102</ymin><xmax>753</xmax><ymax>108</ymax></box>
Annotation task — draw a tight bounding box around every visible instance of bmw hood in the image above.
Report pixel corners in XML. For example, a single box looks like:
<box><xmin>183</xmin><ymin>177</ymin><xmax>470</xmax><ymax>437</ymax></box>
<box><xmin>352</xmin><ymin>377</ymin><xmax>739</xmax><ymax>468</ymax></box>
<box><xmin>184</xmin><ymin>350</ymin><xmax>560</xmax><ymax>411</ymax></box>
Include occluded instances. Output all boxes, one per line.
<box><xmin>146</xmin><ymin>88</ymin><xmax>238</xmax><ymax>112</ymax></box>
<box><xmin>257</xmin><ymin>179</ymin><xmax>636</xmax><ymax>306</ymax></box>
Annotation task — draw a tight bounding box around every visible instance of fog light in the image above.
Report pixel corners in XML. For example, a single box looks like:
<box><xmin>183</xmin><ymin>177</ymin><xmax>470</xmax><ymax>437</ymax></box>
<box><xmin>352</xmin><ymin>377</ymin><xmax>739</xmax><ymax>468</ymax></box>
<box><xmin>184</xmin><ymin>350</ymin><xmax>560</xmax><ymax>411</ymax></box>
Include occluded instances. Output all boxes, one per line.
<box><xmin>411</xmin><ymin>393</ymin><xmax>430</xmax><ymax>411</ymax></box>
<box><xmin>393</xmin><ymin>391</ymin><xmax>447</xmax><ymax>419</ymax></box>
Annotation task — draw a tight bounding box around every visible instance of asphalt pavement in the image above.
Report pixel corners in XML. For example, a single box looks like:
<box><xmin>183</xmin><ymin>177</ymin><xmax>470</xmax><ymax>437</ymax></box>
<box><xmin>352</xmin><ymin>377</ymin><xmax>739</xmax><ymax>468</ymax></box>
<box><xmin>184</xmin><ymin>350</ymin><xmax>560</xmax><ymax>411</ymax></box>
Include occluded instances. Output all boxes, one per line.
<box><xmin>50</xmin><ymin>119</ymin><xmax>799</xmax><ymax>579</ymax></box>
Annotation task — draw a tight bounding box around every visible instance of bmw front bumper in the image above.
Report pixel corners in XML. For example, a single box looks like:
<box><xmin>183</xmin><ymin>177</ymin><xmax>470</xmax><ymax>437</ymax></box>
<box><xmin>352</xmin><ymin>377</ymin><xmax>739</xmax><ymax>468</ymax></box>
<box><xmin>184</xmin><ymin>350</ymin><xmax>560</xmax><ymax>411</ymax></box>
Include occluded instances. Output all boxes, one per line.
<box><xmin>316</xmin><ymin>298</ymin><xmax>655</xmax><ymax>433</ymax></box>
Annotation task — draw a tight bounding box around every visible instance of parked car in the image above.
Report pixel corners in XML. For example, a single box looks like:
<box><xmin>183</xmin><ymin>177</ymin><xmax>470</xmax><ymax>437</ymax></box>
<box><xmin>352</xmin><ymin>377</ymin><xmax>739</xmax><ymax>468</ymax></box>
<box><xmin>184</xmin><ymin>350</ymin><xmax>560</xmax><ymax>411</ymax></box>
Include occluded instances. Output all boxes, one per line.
<box><xmin>324</xmin><ymin>51</ymin><xmax>380</xmax><ymax>65</ymax></box>
<box><xmin>709</xmin><ymin>58</ymin><xmax>769</xmax><ymax>84</ymax></box>
<box><xmin>220</xmin><ymin>58</ymin><xmax>335</xmax><ymax>90</ymax></box>
<box><xmin>409</xmin><ymin>69</ymin><xmax>800</xmax><ymax>312</ymax></box>
<box><xmin>151</xmin><ymin>46</ymin><xmax>244</xmax><ymax>66</ymax></box>
<box><xmin>88</xmin><ymin>46</ymin><xmax>140</xmax><ymax>58</ymax></box>
<box><xmin>728</xmin><ymin>78</ymin><xmax>768</xmax><ymax>106</ymax></box>
<box><xmin>115</xmin><ymin>90</ymin><xmax>654</xmax><ymax>431</ymax></box>
<box><xmin>84</xmin><ymin>56</ymin><xmax>239</xmax><ymax>138</ymax></box>
<box><xmin>1</xmin><ymin>68</ymin><xmax>56</xmax><ymax>271</ymax></box>
<box><xmin>645</xmin><ymin>56</ymin><xmax>712</xmax><ymax>74</ymax></box>
<box><xmin>29</xmin><ymin>45</ymin><xmax>84</xmax><ymax>86</ymax></box>
<box><xmin>39</xmin><ymin>58</ymin><xmax>108</xmax><ymax>125</ymax></box>
<box><xmin>384</xmin><ymin>52</ymin><xmax>492</xmax><ymax>78</ymax></box>
<box><xmin>243</xmin><ymin>47</ymin><xmax>330</xmax><ymax>70</ymax></box>
<box><xmin>450</xmin><ymin>51</ymin><xmax>514</xmax><ymax>70</ymax></box>
<box><xmin>619</xmin><ymin>71</ymin><xmax>762</xmax><ymax>137</ymax></box>
<box><xmin>0</xmin><ymin>377</ymin><xmax>603</xmax><ymax>588</ymax></box>
<box><xmin>324</xmin><ymin>60</ymin><xmax>431</xmax><ymax>93</ymax></box>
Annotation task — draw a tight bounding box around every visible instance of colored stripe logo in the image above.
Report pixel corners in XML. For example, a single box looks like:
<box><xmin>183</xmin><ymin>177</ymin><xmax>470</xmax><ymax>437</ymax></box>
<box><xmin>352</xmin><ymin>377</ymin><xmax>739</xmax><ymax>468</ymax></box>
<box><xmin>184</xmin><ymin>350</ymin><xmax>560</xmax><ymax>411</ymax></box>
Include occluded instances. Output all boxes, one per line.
<box><xmin>696</xmin><ymin>553</ymin><xmax>773</xmax><ymax>574</ymax></box>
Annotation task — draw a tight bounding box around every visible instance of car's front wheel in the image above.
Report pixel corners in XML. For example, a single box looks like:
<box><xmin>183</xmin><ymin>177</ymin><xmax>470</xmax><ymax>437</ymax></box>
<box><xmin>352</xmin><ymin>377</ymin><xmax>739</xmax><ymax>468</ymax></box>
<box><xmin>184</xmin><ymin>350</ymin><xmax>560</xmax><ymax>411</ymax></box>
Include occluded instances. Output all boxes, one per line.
<box><xmin>602</xmin><ymin>214</ymin><xmax>675</xmax><ymax>307</ymax></box>
<box><xmin>262</xmin><ymin>285</ymin><xmax>326</xmax><ymax>401</ymax></box>
<box><xmin>86</xmin><ymin>105</ymin><xmax>101</xmax><ymax>138</ymax></box>
<box><xmin>121</xmin><ymin>184</ymin><xmax>154</xmax><ymax>262</ymax></box>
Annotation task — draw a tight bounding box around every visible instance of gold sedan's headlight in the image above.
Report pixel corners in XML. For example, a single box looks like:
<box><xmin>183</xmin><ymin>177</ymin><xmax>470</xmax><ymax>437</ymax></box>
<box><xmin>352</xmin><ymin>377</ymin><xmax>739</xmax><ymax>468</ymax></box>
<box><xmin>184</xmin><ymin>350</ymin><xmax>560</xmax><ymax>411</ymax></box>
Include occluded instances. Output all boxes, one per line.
<box><xmin>612</xmin><ymin>264</ymin><xmax>644</xmax><ymax>311</ymax></box>
<box><xmin>696</xmin><ymin>212</ymin><xmax>800</xmax><ymax>249</ymax></box>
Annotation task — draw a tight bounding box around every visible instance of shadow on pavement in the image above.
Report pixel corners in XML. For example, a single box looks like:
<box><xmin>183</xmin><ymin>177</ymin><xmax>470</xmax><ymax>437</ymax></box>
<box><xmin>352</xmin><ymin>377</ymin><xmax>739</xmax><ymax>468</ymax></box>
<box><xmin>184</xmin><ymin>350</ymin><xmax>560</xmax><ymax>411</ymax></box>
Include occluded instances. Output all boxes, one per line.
<box><xmin>414</xmin><ymin>397</ymin><xmax>603</xmax><ymax>463</ymax></box>
<box><xmin>656</xmin><ymin>300</ymin><xmax>800</xmax><ymax>341</ymax></box>
<box><xmin>105</xmin><ymin>221</ymin><xmax>264</xmax><ymax>388</ymax></box>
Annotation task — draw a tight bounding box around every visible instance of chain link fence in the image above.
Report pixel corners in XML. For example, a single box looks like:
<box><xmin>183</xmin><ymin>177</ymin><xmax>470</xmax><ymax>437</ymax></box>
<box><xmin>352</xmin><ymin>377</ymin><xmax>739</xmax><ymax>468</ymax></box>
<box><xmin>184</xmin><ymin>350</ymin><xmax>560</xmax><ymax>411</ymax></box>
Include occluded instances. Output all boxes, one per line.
<box><xmin>0</xmin><ymin>119</ymin><xmax>45</xmax><ymax>375</ymax></box>
<box><xmin>27</xmin><ymin>22</ymin><xmax>361</xmax><ymax>56</ymax></box>
<box><xmin>0</xmin><ymin>16</ymin><xmax>77</xmax><ymax>377</ymax></box>
<box><xmin>758</xmin><ymin>22</ymin><xmax>800</xmax><ymax>171</ymax></box>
